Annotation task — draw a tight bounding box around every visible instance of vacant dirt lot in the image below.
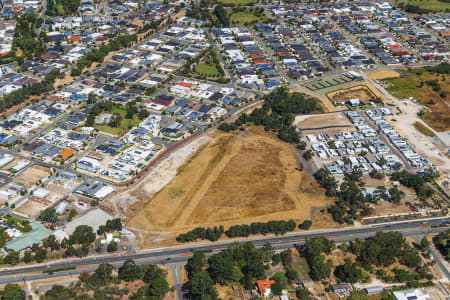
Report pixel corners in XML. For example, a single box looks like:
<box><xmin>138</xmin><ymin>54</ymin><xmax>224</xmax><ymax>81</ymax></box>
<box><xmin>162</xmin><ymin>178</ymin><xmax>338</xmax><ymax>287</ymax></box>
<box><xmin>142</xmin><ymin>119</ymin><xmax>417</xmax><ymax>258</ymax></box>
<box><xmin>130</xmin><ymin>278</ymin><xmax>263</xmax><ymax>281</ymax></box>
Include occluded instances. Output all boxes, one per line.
<box><xmin>125</xmin><ymin>128</ymin><xmax>330</xmax><ymax>247</ymax></box>
<box><xmin>295</xmin><ymin>113</ymin><xmax>352</xmax><ymax>129</ymax></box>
<box><xmin>15</xmin><ymin>200</ymin><xmax>43</xmax><ymax>218</ymax></box>
<box><xmin>15</xmin><ymin>165</ymin><xmax>51</xmax><ymax>187</ymax></box>
<box><xmin>366</xmin><ymin>69</ymin><xmax>400</xmax><ymax>80</ymax></box>
<box><xmin>329</xmin><ymin>85</ymin><xmax>378</xmax><ymax>104</ymax></box>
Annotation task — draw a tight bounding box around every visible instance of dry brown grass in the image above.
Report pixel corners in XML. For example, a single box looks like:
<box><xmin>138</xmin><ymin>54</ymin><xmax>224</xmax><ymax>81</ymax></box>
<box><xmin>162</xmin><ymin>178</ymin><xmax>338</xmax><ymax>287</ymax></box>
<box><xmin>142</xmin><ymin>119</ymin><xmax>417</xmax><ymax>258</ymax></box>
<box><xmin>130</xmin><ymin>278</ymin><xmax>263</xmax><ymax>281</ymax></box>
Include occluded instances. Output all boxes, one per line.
<box><xmin>296</xmin><ymin>113</ymin><xmax>353</xmax><ymax>130</ymax></box>
<box><xmin>126</xmin><ymin>128</ymin><xmax>331</xmax><ymax>247</ymax></box>
<box><xmin>414</xmin><ymin>121</ymin><xmax>437</xmax><ymax>137</ymax></box>
<box><xmin>215</xmin><ymin>285</ymin><xmax>235</xmax><ymax>300</ymax></box>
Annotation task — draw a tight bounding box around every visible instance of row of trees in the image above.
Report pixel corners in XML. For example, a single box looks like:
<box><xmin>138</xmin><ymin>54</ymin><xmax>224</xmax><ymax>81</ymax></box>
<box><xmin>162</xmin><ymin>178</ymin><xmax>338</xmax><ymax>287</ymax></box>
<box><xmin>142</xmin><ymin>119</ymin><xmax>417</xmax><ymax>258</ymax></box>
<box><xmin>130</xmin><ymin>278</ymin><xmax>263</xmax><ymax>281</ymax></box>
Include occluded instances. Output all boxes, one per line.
<box><xmin>176</xmin><ymin>226</ymin><xmax>224</xmax><ymax>243</ymax></box>
<box><xmin>71</xmin><ymin>34</ymin><xmax>137</xmax><ymax>77</ymax></box>
<box><xmin>219</xmin><ymin>87</ymin><xmax>322</xmax><ymax>144</ymax></box>
<box><xmin>177</xmin><ymin>219</ymin><xmax>298</xmax><ymax>243</ymax></box>
<box><xmin>0</xmin><ymin>68</ymin><xmax>60</xmax><ymax>112</ymax></box>
<box><xmin>97</xmin><ymin>218</ymin><xmax>122</xmax><ymax>235</ymax></box>
<box><xmin>426</xmin><ymin>62</ymin><xmax>450</xmax><ymax>74</ymax></box>
<box><xmin>433</xmin><ymin>229</ymin><xmax>450</xmax><ymax>262</ymax></box>
<box><xmin>225</xmin><ymin>220</ymin><xmax>296</xmax><ymax>237</ymax></box>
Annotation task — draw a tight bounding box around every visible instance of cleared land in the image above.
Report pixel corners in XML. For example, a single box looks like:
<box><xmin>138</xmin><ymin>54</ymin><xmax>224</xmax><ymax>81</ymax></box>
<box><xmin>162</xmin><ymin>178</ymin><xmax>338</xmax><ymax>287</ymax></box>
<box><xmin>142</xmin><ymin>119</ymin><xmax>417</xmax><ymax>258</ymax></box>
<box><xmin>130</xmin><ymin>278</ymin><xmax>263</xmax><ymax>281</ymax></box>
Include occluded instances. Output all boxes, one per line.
<box><xmin>294</xmin><ymin>112</ymin><xmax>352</xmax><ymax>129</ymax></box>
<box><xmin>125</xmin><ymin>128</ymin><xmax>330</xmax><ymax>247</ymax></box>
<box><xmin>15</xmin><ymin>201</ymin><xmax>43</xmax><ymax>218</ymax></box>
<box><xmin>329</xmin><ymin>85</ymin><xmax>378</xmax><ymax>104</ymax></box>
<box><xmin>15</xmin><ymin>165</ymin><xmax>51</xmax><ymax>187</ymax></box>
<box><xmin>403</xmin><ymin>0</ymin><xmax>450</xmax><ymax>12</ymax></box>
<box><xmin>385</xmin><ymin>69</ymin><xmax>450</xmax><ymax>131</ymax></box>
<box><xmin>365</xmin><ymin>69</ymin><xmax>400</xmax><ymax>81</ymax></box>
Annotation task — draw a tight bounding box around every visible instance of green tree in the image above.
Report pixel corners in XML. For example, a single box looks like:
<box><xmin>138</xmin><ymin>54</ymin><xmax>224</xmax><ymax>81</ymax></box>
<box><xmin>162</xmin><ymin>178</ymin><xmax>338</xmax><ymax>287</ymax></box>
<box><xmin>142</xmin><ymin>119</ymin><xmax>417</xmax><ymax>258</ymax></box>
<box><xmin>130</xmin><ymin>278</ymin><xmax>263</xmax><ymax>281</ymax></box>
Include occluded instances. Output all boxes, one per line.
<box><xmin>231</xmin><ymin>266</ymin><xmax>243</xmax><ymax>282</ymax></box>
<box><xmin>310</xmin><ymin>255</ymin><xmax>332</xmax><ymax>280</ymax></box>
<box><xmin>388</xmin><ymin>186</ymin><xmax>405</xmax><ymax>203</ymax></box>
<box><xmin>420</xmin><ymin>237</ymin><xmax>430</xmax><ymax>252</ymax></box>
<box><xmin>23</xmin><ymin>252</ymin><xmax>32</xmax><ymax>263</ymax></box>
<box><xmin>107</xmin><ymin>241</ymin><xmax>118</xmax><ymax>252</ymax></box>
<box><xmin>299</xmin><ymin>220</ymin><xmax>312</xmax><ymax>230</ymax></box>
<box><xmin>40</xmin><ymin>208</ymin><xmax>58</xmax><ymax>223</ymax></box>
<box><xmin>4</xmin><ymin>251</ymin><xmax>20</xmax><ymax>265</ymax></box>
<box><xmin>189</xmin><ymin>271</ymin><xmax>217</xmax><ymax>300</ymax></box>
<box><xmin>148</xmin><ymin>277</ymin><xmax>169</xmax><ymax>298</ymax></box>
<box><xmin>95</xmin><ymin>263</ymin><xmax>113</xmax><ymax>282</ymax></box>
<box><xmin>334</xmin><ymin>258</ymin><xmax>366</xmax><ymax>283</ymax></box>
<box><xmin>119</xmin><ymin>259</ymin><xmax>141</xmax><ymax>281</ymax></box>
<box><xmin>186</xmin><ymin>252</ymin><xmax>206</xmax><ymax>278</ymax></box>
<box><xmin>296</xmin><ymin>287</ymin><xmax>312</xmax><ymax>300</ymax></box>
<box><xmin>271</xmin><ymin>282</ymin><xmax>282</xmax><ymax>295</ymax></box>
<box><xmin>41</xmin><ymin>285</ymin><xmax>74</xmax><ymax>299</ymax></box>
<box><xmin>34</xmin><ymin>247</ymin><xmax>47</xmax><ymax>263</ymax></box>
<box><xmin>2</xmin><ymin>284</ymin><xmax>26</xmax><ymax>300</ymax></box>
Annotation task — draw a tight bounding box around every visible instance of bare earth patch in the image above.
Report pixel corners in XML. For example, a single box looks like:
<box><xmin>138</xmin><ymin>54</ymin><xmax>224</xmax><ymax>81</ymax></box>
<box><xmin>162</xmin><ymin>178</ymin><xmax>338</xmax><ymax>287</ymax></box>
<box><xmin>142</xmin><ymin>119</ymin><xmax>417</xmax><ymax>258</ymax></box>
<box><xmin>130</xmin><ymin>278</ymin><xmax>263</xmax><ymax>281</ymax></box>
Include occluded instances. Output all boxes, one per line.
<box><xmin>15</xmin><ymin>165</ymin><xmax>51</xmax><ymax>187</ymax></box>
<box><xmin>124</xmin><ymin>128</ymin><xmax>330</xmax><ymax>248</ymax></box>
<box><xmin>365</xmin><ymin>69</ymin><xmax>400</xmax><ymax>81</ymax></box>
<box><xmin>294</xmin><ymin>112</ymin><xmax>352</xmax><ymax>129</ymax></box>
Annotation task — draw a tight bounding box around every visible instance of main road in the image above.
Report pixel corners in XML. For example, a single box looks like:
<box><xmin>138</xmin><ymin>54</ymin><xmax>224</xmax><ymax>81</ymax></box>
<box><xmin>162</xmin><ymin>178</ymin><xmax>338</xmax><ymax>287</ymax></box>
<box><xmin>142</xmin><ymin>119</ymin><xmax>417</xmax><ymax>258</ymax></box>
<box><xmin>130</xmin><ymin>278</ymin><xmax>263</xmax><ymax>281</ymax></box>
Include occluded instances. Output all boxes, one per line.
<box><xmin>0</xmin><ymin>216</ymin><xmax>448</xmax><ymax>284</ymax></box>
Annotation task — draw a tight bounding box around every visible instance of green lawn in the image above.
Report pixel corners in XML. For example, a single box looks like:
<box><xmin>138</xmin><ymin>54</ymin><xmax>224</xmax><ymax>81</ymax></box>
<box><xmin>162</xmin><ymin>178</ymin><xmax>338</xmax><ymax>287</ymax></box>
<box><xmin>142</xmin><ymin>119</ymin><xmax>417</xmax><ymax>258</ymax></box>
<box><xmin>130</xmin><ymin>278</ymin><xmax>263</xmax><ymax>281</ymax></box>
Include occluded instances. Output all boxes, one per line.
<box><xmin>111</xmin><ymin>107</ymin><xmax>127</xmax><ymax>115</ymax></box>
<box><xmin>230</xmin><ymin>11</ymin><xmax>266</xmax><ymax>25</ymax></box>
<box><xmin>403</xmin><ymin>0</ymin><xmax>450</xmax><ymax>12</ymax></box>
<box><xmin>56</xmin><ymin>4</ymin><xmax>64</xmax><ymax>15</ymax></box>
<box><xmin>385</xmin><ymin>75</ymin><xmax>422</xmax><ymax>100</ymax></box>
<box><xmin>94</xmin><ymin>125</ymin><xmax>122</xmax><ymax>135</ymax></box>
<box><xmin>194</xmin><ymin>63</ymin><xmax>220</xmax><ymax>77</ymax></box>
<box><xmin>289</xmin><ymin>258</ymin><xmax>311</xmax><ymax>281</ymax></box>
<box><xmin>120</xmin><ymin>118</ymin><xmax>133</xmax><ymax>128</ymax></box>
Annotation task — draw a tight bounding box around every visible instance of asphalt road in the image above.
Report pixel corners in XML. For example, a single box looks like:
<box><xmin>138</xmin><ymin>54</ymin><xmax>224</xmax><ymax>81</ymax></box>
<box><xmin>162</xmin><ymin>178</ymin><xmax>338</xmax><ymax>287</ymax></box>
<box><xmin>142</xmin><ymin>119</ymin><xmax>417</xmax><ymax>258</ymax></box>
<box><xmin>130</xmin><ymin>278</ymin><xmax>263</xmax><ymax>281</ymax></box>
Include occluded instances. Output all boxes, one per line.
<box><xmin>0</xmin><ymin>216</ymin><xmax>448</xmax><ymax>285</ymax></box>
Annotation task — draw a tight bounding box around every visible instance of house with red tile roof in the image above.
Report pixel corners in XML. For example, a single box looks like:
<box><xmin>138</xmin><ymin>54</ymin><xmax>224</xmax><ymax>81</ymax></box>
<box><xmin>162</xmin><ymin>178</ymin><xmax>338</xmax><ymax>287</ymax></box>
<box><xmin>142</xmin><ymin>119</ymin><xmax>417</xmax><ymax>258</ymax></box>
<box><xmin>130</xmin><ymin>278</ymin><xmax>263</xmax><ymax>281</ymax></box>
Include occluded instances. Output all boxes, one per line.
<box><xmin>256</xmin><ymin>279</ymin><xmax>275</xmax><ymax>297</ymax></box>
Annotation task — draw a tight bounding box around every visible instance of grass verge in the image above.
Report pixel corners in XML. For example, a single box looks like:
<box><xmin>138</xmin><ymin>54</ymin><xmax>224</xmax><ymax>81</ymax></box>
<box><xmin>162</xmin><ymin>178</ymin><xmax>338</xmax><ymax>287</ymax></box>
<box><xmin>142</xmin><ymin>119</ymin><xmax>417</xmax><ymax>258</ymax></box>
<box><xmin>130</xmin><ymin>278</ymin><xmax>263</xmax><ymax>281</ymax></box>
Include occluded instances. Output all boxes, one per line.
<box><xmin>413</xmin><ymin>122</ymin><xmax>436</xmax><ymax>137</ymax></box>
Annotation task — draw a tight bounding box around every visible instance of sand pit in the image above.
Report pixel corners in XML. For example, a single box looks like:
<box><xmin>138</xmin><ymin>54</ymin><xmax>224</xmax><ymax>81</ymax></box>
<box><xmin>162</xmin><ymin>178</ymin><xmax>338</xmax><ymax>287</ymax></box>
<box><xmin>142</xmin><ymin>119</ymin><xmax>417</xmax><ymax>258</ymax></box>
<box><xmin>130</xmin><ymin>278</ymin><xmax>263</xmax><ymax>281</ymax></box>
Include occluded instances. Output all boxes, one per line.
<box><xmin>366</xmin><ymin>69</ymin><xmax>400</xmax><ymax>81</ymax></box>
<box><xmin>125</xmin><ymin>128</ymin><xmax>330</xmax><ymax>247</ymax></box>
